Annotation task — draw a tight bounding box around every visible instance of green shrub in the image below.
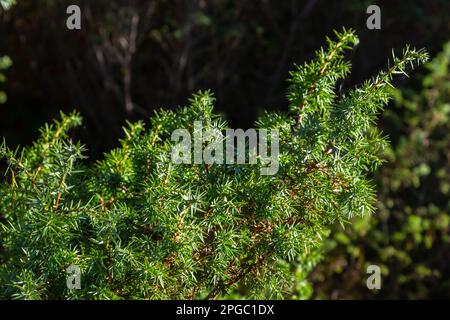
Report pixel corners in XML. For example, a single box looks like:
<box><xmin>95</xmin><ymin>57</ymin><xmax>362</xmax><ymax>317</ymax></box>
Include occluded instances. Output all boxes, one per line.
<box><xmin>311</xmin><ymin>42</ymin><xmax>450</xmax><ymax>299</ymax></box>
<box><xmin>0</xmin><ymin>29</ymin><xmax>427</xmax><ymax>299</ymax></box>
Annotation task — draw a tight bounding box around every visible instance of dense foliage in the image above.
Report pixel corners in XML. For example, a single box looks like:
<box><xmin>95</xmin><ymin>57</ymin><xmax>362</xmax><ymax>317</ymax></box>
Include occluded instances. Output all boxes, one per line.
<box><xmin>311</xmin><ymin>42</ymin><xmax>450</xmax><ymax>299</ymax></box>
<box><xmin>0</xmin><ymin>30</ymin><xmax>427</xmax><ymax>299</ymax></box>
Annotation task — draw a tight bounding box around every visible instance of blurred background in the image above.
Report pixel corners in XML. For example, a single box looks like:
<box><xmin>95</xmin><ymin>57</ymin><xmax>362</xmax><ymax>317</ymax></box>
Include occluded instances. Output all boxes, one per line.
<box><xmin>0</xmin><ymin>0</ymin><xmax>449</xmax><ymax>299</ymax></box>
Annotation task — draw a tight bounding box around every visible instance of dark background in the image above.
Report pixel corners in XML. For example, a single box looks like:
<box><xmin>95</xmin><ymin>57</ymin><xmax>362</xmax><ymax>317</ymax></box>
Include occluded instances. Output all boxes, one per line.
<box><xmin>1</xmin><ymin>0</ymin><xmax>449</xmax><ymax>158</ymax></box>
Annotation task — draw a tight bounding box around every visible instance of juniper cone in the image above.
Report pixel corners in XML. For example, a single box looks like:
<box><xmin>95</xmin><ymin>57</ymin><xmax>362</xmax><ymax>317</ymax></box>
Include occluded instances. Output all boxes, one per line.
<box><xmin>0</xmin><ymin>29</ymin><xmax>428</xmax><ymax>299</ymax></box>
